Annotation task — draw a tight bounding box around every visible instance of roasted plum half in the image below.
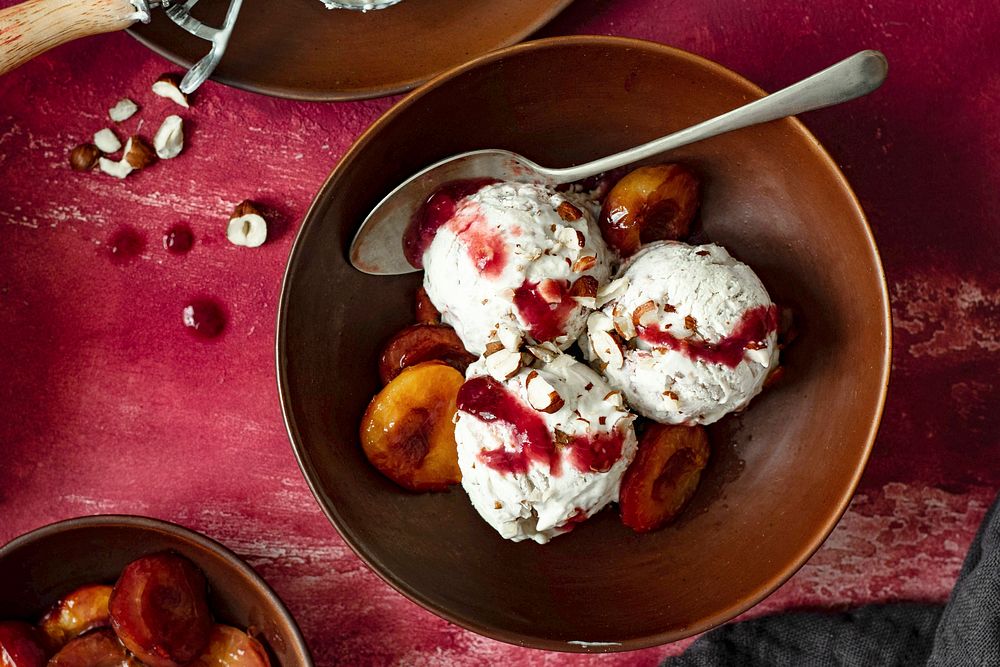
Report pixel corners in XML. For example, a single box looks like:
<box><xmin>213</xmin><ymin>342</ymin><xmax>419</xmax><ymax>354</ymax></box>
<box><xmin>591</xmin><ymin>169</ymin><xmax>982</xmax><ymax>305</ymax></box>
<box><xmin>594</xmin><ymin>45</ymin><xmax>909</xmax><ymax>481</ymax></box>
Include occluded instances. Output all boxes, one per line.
<box><xmin>378</xmin><ymin>324</ymin><xmax>476</xmax><ymax>385</ymax></box>
<box><xmin>0</xmin><ymin>621</ymin><xmax>47</xmax><ymax>667</ymax></box>
<box><xmin>619</xmin><ymin>423</ymin><xmax>710</xmax><ymax>532</ymax></box>
<box><xmin>39</xmin><ymin>584</ymin><xmax>112</xmax><ymax>650</ymax></box>
<box><xmin>599</xmin><ymin>164</ymin><xmax>700</xmax><ymax>256</ymax></box>
<box><xmin>47</xmin><ymin>628</ymin><xmax>137</xmax><ymax>667</ymax></box>
<box><xmin>191</xmin><ymin>625</ymin><xmax>270</xmax><ymax>667</ymax></box>
<box><xmin>361</xmin><ymin>361</ymin><xmax>464</xmax><ymax>491</ymax></box>
<box><xmin>108</xmin><ymin>552</ymin><xmax>213</xmax><ymax>667</ymax></box>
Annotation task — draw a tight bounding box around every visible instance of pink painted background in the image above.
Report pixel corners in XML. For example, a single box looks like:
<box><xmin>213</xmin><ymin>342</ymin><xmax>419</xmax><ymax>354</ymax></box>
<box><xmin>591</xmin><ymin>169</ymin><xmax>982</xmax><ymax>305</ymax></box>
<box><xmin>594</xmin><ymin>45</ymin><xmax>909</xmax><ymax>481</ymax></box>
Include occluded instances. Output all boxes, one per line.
<box><xmin>1</xmin><ymin>0</ymin><xmax>998</xmax><ymax>664</ymax></box>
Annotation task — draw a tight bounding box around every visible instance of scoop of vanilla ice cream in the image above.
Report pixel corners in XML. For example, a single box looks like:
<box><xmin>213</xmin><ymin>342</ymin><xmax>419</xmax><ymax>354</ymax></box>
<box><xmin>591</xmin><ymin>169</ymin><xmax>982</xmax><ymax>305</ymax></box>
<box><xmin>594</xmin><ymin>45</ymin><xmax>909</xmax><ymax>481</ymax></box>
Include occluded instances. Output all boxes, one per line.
<box><xmin>584</xmin><ymin>241</ymin><xmax>778</xmax><ymax>425</ymax></box>
<box><xmin>422</xmin><ymin>182</ymin><xmax>612</xmax><ymax>355</ymax></box>
<box><xmin>455</xmin><ymin>352</ymin><xmax>637</xmax><ymax>544</ymax></box>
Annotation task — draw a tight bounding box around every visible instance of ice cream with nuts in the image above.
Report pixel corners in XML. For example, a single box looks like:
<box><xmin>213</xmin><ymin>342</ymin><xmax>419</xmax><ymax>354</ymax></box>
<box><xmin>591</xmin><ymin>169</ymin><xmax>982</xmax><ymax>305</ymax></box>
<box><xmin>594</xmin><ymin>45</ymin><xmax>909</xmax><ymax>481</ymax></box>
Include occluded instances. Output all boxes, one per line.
<box><xmin>454</xmin><ymin>349</ymin><xmax>638</xmax><ymax>544</ymax></box>
<box><xmin>584</xmin><ymin>241</ymin><xmax>778</xmax><ymax>425</ymax></box>
<box><xmin>406</xmin><ymin>181</ymin><xmax>613</xmax><ymax>355</ymax></box>
<box><xmin>359</xmin><ymin>162</ymin><xmax>788</xmax><ymax>544</ymax></box>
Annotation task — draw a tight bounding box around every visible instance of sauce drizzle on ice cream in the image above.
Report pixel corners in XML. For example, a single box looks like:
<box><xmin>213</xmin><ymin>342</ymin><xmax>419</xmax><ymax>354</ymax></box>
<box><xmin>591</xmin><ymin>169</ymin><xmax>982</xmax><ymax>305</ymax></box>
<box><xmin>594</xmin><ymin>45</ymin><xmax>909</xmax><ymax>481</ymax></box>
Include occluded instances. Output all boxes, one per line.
<box><xmin>447</xmin><ymin>204</ymin><xmax>508</xmax><ymax>279</ymax></box>
<box><xmin>513</xmin><ymin>280</ymin><xmax>576</xmax><ymax>343</ymax></box>
<box><xmin>457</xmin><ymin>375</ymin><xmax>626</xmax><ymax>476</ymax></box>
<box><xmin>638</xmin><ymin>304</ymin><xmax>778</xmax><ymax>368</ymax></box>
<box><xmin>567</xmin><ymin>428</ymin><xmax>626</xmax><ymax>473</ymax></box>
<box><xmin>458</xmin><ymin>375</ymin><xmax>558</xmax><ymax>475</ymax></box>
<box><xmin>402</xmin><ymin>178</ymin><xmax>499</xmax><ymax>268</ymax></box>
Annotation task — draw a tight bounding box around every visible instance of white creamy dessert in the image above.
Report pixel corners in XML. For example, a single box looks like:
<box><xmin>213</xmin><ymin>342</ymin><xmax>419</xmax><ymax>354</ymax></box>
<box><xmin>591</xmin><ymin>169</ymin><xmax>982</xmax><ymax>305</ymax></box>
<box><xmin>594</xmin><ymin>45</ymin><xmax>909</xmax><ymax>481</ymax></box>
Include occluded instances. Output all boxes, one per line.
<box><xmin>584</xmin><ymin>241</ymin><xmax>778</xmax><ymax>425</ymax></box>
<box><xmin>454</xmin><ymin>351</ymin><xmax>638</xmax><ymax>544</ymax></box>
<box><xmin>421</xmin><ymin>182</ymin><xmax>612</xmax><ymax>355</ymax></box>
<box><xmin>318</xmin><ymin>0</ymin><xmax>401</xmax><ymax>10</ymax></box>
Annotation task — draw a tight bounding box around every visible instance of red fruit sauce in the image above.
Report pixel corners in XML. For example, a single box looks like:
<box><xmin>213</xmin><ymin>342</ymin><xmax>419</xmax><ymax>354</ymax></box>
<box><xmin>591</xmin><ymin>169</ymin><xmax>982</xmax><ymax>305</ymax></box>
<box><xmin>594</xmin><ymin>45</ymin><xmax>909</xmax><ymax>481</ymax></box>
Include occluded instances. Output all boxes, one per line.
<box><xmin>567</xmin><ymin>428</ymin><xmax>627</xmax><ymax>474</ymax></box>
<box><xmin>163</xmin><ymin>224</ymin><xmax>194</xmax><ymax>254</ymax></box>
<box><xmin>402</xmin><ymin>178</ymin><xmax>499</xmax><ymax>268</ymax></box>
<box><xmin>458</xmin><ymin>375</ymin><xmax>557</xmax><ymax>475</ymax></box>
<box><xmin>512</xmin><ymin>280</ymin><xmax>577</xmax><ymax>343</ymax></box>
<box><xmin>557</xmin><ymin>507</ymin><xmax>591</xmax><ymax>534</ymax></box>
<box><xmin>456</xmin><ymin>376</ymin><xmax>626</xmax><ymax>476</ymax></box>
<box><xmin>107</xmin><ymin>226</ymin><xmax>144</xmax><ymax>263</ymax></box>
<box><xmin>182</xmin><ymin>299</ymin><xmax>226</xmax><ymax>339</ymax></box>
<box><xmin>456</xmin><ymin>213</ymin><xmax>508</xmax><ymax>279</ymax></box>
<box><xmin>638</xmin><ymin>304</ymin><xmax>778</xmax><ymax>368</ymax></box>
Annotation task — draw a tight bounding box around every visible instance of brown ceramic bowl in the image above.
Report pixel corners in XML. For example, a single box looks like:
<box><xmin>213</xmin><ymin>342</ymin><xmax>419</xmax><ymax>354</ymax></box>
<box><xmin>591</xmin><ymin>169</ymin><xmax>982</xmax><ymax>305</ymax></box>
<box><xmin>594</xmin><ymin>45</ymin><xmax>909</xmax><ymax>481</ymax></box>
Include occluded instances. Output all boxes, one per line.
<box><xmin>277</xmin><ymin>36</ymin><xmax>890</xmax><ymax>651</ymax></box>
<box><xmin>0</xmin><ymin>515</ymin><xmax>313</xmax><ymax>665</ymax></box>
<box><xmin>129</xmin><ymin>0</ymin><xmax>573</xmax><ymax>100</ymax></box>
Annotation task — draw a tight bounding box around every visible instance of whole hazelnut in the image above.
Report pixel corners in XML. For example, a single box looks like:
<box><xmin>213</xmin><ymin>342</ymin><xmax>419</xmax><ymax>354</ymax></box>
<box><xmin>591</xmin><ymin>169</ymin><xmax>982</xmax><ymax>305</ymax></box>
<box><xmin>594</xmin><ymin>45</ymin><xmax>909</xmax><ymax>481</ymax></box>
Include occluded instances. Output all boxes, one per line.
<box><xmin>69</xmin><ymin>143</ymin><xmax>101</xmax><ymax>172</ymax></box>
<box><xmin>226</xmin><ymin>200</ymin><xmax>268</xmax><ymax>248</ymax></box>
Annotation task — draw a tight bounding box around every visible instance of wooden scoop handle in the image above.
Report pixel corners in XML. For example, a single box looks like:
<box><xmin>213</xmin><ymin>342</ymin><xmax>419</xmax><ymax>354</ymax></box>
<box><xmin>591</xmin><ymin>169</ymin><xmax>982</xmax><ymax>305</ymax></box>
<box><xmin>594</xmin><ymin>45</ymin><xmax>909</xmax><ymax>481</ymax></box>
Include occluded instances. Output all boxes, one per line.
<box><xmin>0</xmin><ymin>0</ymin><xmax>139</xmax><ymax>77</ymax></box>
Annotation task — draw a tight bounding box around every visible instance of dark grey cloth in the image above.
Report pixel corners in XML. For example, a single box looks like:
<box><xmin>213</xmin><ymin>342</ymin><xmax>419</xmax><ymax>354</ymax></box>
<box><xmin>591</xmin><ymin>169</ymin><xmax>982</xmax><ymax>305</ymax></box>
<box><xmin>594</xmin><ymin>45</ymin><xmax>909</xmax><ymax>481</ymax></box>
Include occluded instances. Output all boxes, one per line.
<box><xmin>666</xmin><ymin>492</ymin><xmax>1000</xmax><ymax>667</ymax></box>
<box><xmin>929</xmin><ymin>493</ymin><xmax>1000</xmax><ymax>666</ymax></box>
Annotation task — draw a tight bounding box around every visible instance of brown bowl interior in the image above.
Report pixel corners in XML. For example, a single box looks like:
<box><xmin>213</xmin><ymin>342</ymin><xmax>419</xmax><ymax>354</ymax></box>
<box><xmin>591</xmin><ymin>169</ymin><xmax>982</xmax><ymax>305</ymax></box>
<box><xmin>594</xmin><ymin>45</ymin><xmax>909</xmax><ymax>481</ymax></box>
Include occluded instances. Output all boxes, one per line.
<box><xmin>0</xmin><ymin>516</ymin><xmax>312</xmax><ymax>666</ymax></box>
<box><xmin>278</xmin><ymin>36</ymin><xmax>889</xmax><ymax>651</ymax></box>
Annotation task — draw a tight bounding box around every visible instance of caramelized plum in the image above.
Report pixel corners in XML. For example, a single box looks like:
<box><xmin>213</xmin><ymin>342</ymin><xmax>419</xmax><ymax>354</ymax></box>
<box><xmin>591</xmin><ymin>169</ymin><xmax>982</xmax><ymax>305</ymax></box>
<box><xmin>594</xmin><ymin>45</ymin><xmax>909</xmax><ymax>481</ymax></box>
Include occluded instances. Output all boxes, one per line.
<box><xmin>0</xmin><ymin>622</ymin><xmax>46</xmax><ymax>667</ymax></box>
<box><xmin>378</xmin><ymin>324</ymin><xmax>476</xmax><ymax>385</ymax></box>
<box><xmin>360</xmin><ymin>361</ymin><xmax>464</xmax><ymax>491</ymax></box>
<box><xmin>599</xmin><ymin>164</ymin><xmax>700</xmax><ymax>256</ymax></box>
<box><xmin>763</xmin><ymin>365</ymin><xmax>786</xmax><ymax>389</ymax></box>
<box><xmin>47</xmin><ymin>629</ymin><xmax>136</xmax><ymax>667</ymax></box>
<box><xmin>191</xmin><ymin>626</ymin><xmax>270</xmax><ymax>667</ymax></box>
<box><xmin>619</xmin><ymin>423</ymin><xmax>709</xmax><ymax>532</ymax></box>
<box><xmin>414</xmin><ymin>287</ymin><xmax>441</xmax><ymax>324</ymax></box>
<box><xmin>39</xmin><ymin>584</ymin><xmax>112</xmax><ymax>650</ymax></box>
<box><xmin>108</xmin><ymin>552</ymin><xmax>213</xmax><ymax>667</ymax></box>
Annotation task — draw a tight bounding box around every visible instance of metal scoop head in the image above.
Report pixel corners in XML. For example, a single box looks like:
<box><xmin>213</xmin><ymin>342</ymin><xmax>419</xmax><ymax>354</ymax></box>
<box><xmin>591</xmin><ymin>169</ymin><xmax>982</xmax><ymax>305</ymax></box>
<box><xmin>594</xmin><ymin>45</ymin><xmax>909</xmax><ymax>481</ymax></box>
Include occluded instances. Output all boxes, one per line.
<box><xmin>136</xmin><ymin>0</ymin><xmax>245</xmax><ymax>94</ymax></box>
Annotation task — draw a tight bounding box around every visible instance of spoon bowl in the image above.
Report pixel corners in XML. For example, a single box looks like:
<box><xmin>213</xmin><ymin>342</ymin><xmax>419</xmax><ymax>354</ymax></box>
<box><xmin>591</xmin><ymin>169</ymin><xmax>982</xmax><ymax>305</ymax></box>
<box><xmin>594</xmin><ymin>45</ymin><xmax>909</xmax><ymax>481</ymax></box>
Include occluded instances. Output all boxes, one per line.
<box><xmin>349</xmin><ymin>149</ymin><xmax>544</xmax><ymax>274</ymax></box>
<box><xmin>349</xmin><ymin>49</ymin><xmax>887</xmax><ymax>275</ymax></box>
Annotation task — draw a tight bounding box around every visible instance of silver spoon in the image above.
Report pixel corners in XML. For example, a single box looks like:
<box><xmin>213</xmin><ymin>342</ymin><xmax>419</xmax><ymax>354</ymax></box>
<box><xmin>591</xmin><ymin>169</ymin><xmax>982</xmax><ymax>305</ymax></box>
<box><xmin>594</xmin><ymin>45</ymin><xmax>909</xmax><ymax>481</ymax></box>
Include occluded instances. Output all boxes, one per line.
<box><xmin>350</xmin><ymin>49</ymin><xmax>887</xmax><ymax>275</ymax></box>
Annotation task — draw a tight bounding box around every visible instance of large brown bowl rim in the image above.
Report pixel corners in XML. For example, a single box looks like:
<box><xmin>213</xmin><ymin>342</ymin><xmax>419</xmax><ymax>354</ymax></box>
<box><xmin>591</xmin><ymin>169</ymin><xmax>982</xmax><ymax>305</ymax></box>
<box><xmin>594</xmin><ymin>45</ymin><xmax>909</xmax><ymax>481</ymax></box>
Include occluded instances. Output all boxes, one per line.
<box><xmin>276</xmin><ymin>34</ymin><xmax>892</xmax><ymax>651</ymax></box>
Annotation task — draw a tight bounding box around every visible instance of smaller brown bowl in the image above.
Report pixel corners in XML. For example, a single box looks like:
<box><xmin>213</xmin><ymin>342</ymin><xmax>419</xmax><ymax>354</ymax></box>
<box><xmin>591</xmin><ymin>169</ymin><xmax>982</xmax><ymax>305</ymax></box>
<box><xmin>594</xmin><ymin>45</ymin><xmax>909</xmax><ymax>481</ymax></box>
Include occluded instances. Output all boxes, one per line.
<box><xmin>0</xmin><ymin>515</ymin><xmax>313</xmax><ymax>666</ymax></box>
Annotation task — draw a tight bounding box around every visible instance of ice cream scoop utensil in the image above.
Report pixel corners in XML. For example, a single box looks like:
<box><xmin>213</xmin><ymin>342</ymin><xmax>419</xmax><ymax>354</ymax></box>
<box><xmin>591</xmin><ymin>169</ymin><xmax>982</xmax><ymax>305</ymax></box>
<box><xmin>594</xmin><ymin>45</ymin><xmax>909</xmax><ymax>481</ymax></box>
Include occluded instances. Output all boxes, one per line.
<box><xmin>161</xmin><ymin>0</ymin><xmax>243</xmax><ymax>93</ymax></box>
<box><xmin>350</xmin><ymin>49</ymin><xmax>887</xmax><ymax>275</ymax></box>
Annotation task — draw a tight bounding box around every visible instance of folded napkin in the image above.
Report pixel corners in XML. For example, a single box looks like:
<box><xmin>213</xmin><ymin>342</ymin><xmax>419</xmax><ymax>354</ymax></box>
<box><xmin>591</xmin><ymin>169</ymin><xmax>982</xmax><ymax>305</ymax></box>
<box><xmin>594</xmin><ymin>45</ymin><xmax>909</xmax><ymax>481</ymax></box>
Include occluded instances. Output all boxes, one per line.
<box><xmin>666</xmin><ymin>492</ymin><xmax>1000</xmax><ymax>666</ymax></box>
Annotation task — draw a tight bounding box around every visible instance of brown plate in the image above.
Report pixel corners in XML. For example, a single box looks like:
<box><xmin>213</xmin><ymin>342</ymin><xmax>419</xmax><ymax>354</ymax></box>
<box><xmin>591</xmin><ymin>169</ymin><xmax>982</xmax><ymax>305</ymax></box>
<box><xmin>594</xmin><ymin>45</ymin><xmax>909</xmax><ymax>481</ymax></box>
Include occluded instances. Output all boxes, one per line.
<box><xmin>128</xmin><ymin>0</ymin><xmax>573</xmax><ymax>101</ymax></box>
<box><xmin>0</xmin><ymin>515</ymin><xmax>313</xmax><ymax>666</ymax></box>
<box><xmin>277</xmin><ymin>36</ymin><xmax>891</xmax><ymax>651</ymax></box>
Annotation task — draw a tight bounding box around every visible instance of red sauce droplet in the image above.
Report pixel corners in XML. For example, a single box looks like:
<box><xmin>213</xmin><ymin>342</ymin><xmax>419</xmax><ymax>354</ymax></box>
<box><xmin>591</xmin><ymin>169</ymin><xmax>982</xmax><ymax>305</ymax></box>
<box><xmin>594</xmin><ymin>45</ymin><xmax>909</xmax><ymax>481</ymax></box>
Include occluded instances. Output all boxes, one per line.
<box><xmin>163</xmin><ymin>224</ymin><xmax>194</xmax><ymax>254</ymax></box>
<box><xmin>182</xmin><ymin>299</ymin><xmax>226</xmax><ymax>339</ymax></box>
<box><xmin>107</xmin><ymin>226</ymin><xmax>144</xmax><ymax>263</ymax></box>
<box><xmin>457</xmin><ymin>376</ymin><xmax>626</xmax><ymax>476</ymax></box>
<box><xmin>402</xmin><ymin>178</ymin><xmax>499</xmax><ymax>268</ymax></box>
<box><xmin>513</xmin><ymin>279</ymin><xmax>576</xmax><ymax>342</ymax></box>
<box><xmin>557</xmin><ymin>507</ymin><xmax>590</xmax><ymax>534</ymax></box>
<box><xmin>638</xmin><ymin>305</ymin><xmax>778</xmax><ymax>368</ymax></box>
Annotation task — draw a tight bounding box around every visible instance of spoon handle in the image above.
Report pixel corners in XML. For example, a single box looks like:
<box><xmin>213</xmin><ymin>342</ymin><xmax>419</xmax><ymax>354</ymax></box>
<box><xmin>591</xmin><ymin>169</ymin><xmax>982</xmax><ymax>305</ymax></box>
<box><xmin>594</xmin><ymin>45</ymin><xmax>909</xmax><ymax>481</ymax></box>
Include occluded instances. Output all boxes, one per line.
<box><xmin>546</xmin><ymin>50</ymin><xmax>888</xmax><ymax>183</ymax></box>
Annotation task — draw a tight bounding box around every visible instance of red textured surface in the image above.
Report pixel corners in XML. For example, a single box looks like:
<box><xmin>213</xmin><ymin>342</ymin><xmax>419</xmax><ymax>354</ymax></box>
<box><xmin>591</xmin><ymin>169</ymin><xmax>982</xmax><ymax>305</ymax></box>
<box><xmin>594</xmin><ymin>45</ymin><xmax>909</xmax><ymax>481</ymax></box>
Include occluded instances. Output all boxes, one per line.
<box><xmin>1</xmin><ymin>0</ymin><xmax>998</xmax><ymax>664</ymax></box>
